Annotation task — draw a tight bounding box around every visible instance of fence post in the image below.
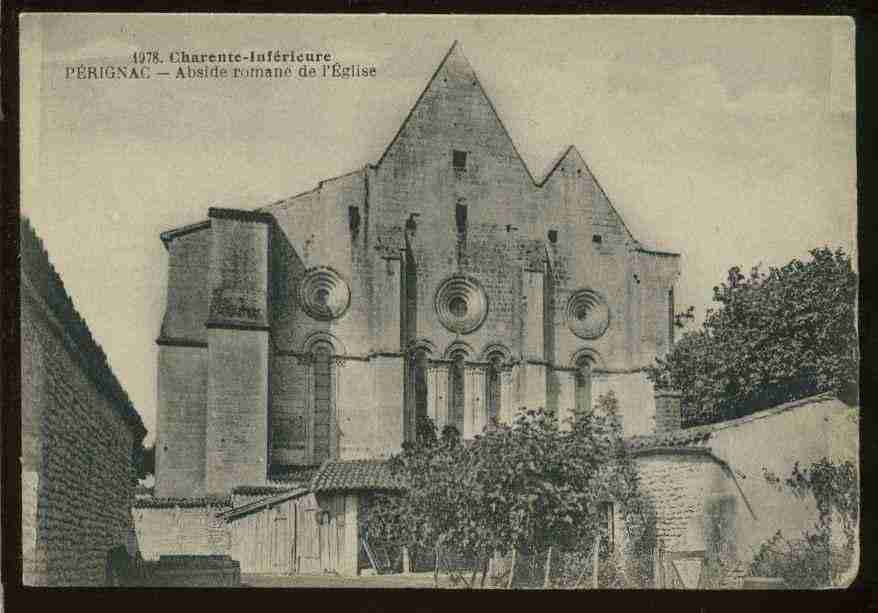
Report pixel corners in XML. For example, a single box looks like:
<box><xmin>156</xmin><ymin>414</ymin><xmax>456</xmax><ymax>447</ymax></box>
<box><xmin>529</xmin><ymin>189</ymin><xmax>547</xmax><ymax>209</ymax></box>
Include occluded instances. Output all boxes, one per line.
<box><xmin>592</xmin><ymin>536</ymin><xmax>600</xmax><ymax>588</ymax></box>
<box><xmin>653</xmin><ymin>542</ymin><xmax>664</xmax><ymax>589</ymax></box>
<box><xmin>402</xmin><ymin>547</ymin><xmax>411</xmax><ymax>574</ymax></box>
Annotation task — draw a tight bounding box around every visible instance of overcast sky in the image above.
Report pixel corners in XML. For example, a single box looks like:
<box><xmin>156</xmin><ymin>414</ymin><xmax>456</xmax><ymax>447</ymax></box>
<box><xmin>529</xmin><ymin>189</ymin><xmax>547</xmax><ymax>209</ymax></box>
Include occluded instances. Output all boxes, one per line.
<box><xmin>20</xmin><ymin>14</ymin><xmax>856</xmax><ymax>443</ymax></box>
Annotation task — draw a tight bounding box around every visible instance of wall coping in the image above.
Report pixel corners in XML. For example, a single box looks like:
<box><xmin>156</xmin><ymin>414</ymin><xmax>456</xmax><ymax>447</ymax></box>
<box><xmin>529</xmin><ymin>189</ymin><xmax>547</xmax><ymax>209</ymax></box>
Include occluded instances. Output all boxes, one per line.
<box><xmin>626</xmin><ymin>392</ymin><xmax>845</xmax><ymax>452</ymax></box>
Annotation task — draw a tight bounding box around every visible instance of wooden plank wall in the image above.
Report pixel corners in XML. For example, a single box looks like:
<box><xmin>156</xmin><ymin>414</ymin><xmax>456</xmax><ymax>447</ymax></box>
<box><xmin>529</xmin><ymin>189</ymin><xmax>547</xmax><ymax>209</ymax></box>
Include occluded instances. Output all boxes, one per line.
<box><xmin>229</xmin><ymin>493</ymin><xmax>359</xmax><ymax>576</ymax></box>
<box><xmin>229</xmin><ymin>498</ymin><xmax>296</xmax><ymax>575</ymax></box>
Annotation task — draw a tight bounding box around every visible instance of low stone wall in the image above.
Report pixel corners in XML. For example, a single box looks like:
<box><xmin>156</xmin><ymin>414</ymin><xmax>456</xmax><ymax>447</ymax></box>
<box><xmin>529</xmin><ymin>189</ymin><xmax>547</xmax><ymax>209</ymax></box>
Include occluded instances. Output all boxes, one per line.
<box><xmin>133</xmin><ymin>498</ymin><xmax>232</xmax><ymax>560</ymax></box>
<box><xmin>137</xmin><ymin>555</ymin><xmax>241</xmax><ymax>587</ymax></box>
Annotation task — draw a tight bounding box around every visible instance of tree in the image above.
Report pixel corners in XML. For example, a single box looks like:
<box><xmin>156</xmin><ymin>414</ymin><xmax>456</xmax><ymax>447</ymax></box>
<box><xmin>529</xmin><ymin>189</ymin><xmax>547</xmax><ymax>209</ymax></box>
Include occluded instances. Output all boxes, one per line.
<box><xmin>647</xmin><ymin>247</ymin><xmax>858</xmax><ymax>426</ymax></box>
<box><xmin>362</xmin><ymin>392</ymin><xmax>656</xmax><ymax>589</ymax></box>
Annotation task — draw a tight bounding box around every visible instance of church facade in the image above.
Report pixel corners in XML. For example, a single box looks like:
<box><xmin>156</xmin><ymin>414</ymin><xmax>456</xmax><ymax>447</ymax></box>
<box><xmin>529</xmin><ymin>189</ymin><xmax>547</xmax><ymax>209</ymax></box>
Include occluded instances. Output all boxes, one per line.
<box><xmin>154</xmin><ymin>42</ymin><xmax>680</xmax><ymax>500</ymax></box>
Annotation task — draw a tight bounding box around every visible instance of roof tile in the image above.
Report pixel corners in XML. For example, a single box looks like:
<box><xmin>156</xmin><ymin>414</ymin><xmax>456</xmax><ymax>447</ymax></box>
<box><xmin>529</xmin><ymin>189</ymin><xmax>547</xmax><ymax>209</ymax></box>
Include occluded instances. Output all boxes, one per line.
<box><xmin>310</xmin><ymin>460</ymin><xmax>406</xmax><ymax>493</ymax></box>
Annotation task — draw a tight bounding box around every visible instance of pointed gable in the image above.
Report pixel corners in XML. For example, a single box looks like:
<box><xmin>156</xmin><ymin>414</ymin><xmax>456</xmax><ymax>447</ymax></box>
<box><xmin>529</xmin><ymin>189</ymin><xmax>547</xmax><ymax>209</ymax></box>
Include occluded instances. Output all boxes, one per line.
<box><xmin>543</xmin><ymin>145</ymin><xmax>639</xmax><ymax>248</ymax></box>
<box><xmin>377</xmin><ymin>42</ymin><xmax>533</xmax><ymax>185</ymax></box>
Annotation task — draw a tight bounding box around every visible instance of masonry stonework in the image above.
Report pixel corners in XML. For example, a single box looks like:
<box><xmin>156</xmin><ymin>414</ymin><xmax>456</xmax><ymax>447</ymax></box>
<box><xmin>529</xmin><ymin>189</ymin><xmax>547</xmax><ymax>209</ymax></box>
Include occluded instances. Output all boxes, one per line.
<box><xmin>154</xmin><ymin>43</ymin><xmax>680</xmax><ymax>499</ymax></box>
<box><xmin>21</xmin><ymin>218</ymin><xmax>147</xmax><ymax>586</ymax></box>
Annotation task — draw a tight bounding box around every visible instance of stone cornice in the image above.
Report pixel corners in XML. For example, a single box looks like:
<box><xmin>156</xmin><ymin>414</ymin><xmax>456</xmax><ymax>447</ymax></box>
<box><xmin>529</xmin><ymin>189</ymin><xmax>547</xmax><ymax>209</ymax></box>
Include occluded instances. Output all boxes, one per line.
<box><xmin>156</xmin><ymin>336</ymin><xmax>208</xmax><ymax>348</ymax></box>
<box><xmin>205</xmin><ymin>320</ymin><xmax>270</xmax><ymax>332</ymax></box>
<box><xmin>159</xmin><ymin>220</ymin><xmax>210</xmax><ymax>249</ymax></box>
<box><xmin>208</xmin><ymin>207</ymin><xmax>275</xmax><ymax>224</ymax></box>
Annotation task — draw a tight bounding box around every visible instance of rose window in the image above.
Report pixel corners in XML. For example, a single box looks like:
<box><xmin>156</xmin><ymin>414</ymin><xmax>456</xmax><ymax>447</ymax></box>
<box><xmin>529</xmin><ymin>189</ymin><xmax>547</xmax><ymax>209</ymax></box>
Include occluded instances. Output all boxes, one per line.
<box><xmin>298</xmin><ymin>267</ymin><xmax>351</xmax><ymax>321</ymax></box>
<box><xmin>565</xmin><ymin>289</ymin><xmax>610</xmax><ymax>339</ymax></box>
<box><xmin>435</xmin><ymin>275</ymin><xmax>488</xmax><ymax>334</ymax></box>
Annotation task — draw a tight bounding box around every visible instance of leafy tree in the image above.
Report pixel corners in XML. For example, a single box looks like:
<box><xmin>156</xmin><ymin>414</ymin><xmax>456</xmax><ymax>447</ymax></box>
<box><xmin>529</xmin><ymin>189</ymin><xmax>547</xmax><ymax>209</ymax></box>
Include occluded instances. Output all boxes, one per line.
<box><xmin>363</xmin><ymin>392</ymin><xmax>656</xmax><ymax>589</ymax></box>
<box><xmin>751</xmin><ymin>458</ymin><xmax>859</xmax><ymax>588</ymax></box>
<box><xmin>647</xmin><ymin>247</ymin><xmax>858</xmax><ymax>426</ymax></box>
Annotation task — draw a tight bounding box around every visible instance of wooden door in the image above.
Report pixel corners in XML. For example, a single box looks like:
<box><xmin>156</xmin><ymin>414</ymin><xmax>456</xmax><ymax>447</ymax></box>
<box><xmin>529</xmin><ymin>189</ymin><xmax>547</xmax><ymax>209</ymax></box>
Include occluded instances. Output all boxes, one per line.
<box><xmin>296</xmin><ymin>502</ymin><xmax>322</xmax><ymax>574</ymax></box>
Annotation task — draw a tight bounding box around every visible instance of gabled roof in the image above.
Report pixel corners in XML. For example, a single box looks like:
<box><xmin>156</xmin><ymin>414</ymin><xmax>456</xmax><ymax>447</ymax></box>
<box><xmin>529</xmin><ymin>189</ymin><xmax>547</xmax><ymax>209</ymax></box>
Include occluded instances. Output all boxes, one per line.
<box><xmin>159</xmin><ymin>42</ymin><xmax>677</xmax><ymax>254</ymax></box>
<box><xmin>310</xmin><ymin>459</ymin><xmax>406</xmax><ymax>494</ymax></box>
<box><xmin>375</xmin><ymin>41</ymin><xmax>536</xmax><ymax>185</ymax></box>
<box><xmin>20</xmin><ymin>216</ymin><xmax>147</xmax><ymax>441</ymax></box>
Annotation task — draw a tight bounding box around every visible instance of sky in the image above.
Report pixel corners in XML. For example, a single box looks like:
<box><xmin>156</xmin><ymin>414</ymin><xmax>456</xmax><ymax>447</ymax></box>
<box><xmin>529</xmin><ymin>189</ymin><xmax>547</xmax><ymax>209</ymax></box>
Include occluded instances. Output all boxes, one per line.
<box><xmin>20</xmin><ymin>14</ymin><xmax>856</xmax><ymax>443</ymax></box>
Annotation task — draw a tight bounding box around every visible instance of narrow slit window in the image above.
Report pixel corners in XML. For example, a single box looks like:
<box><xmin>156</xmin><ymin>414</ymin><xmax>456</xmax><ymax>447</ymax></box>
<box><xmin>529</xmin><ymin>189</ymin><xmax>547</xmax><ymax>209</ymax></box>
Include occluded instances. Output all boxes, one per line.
<box><xmin>456</xmin><ymin>201</ymin><xmax>468</xmax><ymax>235</ymax></box>
<box><xmin>452</xmin><ymin>150</ymin><xmax>468</xmax><ymax>171</ymax></box>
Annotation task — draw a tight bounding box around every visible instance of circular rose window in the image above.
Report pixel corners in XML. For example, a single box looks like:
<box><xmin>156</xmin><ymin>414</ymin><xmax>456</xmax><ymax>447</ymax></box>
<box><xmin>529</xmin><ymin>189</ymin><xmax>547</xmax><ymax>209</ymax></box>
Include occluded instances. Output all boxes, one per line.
<box><xmin>298</xmin><ymin>267</ymin><xmax>351</xmax><ymax>321</ymax></box>
<box><xmin>565</xmin><ymin>289</ymin><xmax>610</xmax><ymax>339</ymax></box>
<box><xmin>435</xmin><ymin>275</ymin><xmax>488</xmax><ymax>334</ymax></box>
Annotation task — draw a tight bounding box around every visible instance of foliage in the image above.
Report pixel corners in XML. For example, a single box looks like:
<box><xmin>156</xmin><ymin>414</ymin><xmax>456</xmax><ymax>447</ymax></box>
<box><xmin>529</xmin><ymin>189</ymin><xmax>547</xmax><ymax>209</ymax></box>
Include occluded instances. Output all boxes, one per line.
<box><xmin>647</xmin><ymin>247</ymin><xmax>858</xmax><ymax>426</ymax></box>
<box><xmin>751</xmin><ymin>458</ymin><xmax>859</xmax><ymax>588</ymax></box>
<box><xmin>363</xmin><ymin>392</ymin><xmax>656</xmax><ymax>588</ymax></box>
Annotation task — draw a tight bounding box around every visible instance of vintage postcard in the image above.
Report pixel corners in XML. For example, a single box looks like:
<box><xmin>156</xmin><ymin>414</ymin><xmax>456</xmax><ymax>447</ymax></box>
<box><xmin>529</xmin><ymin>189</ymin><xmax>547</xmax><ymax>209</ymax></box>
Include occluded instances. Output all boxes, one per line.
<box><xmin>18</xmin><ymin>13</ymin><xmax>858</xmax><ymax>589</ymax></box>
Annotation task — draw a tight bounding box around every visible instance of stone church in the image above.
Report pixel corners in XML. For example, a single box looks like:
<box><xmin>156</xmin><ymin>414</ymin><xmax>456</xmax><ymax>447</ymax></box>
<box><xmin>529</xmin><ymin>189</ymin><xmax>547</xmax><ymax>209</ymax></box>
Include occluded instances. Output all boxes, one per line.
<box><xmin>154</xmin><ymin>42</ymin><xmax>680</xmax><ymax>500</ymax></box>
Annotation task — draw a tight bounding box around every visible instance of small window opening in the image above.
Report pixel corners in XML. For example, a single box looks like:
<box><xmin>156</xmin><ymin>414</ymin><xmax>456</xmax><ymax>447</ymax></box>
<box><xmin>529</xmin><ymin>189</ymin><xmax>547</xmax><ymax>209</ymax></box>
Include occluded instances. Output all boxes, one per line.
<box><xmin>548</xmin><ymin>229</ymin><xmax>558</xmax><ymax>244</ymax></box>
<box><xmin>456</xmin><ymin>201</ymin><xmax>468</xmax><ymax>235</ymax></box>
<box><xmin>348</xmin><ymin>206</ymin><xmax>360</xmax><ymax>236</ymax></box>
<box><xmin>592</xmin><ymin>234</ymin><xmax>603</xmax><ymax>244</ymax></box>
<box><xmin>453</xmin><ymin>150</ymin><xmax>468</xmax><ymax>171</ymax></box>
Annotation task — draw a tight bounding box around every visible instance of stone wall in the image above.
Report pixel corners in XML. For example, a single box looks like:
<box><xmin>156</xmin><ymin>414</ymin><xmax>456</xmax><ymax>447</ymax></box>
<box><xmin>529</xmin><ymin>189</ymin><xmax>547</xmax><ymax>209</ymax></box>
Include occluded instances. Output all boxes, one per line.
<box><xmin>155</xmin><ymin>345</ymin><xmax>207</xmax><ymax>497</ymax></box>
<box><xmin>20</xmin><ymin>218</ymin><xmax>146</xmax><ymax>585</ymax></box>
<box><xmin>628</xmin><ymin>396</ymin><xmax>859</xmax><ymax>584</ymax></box>
<box><xmin>133</xmin><ymin>500</ymin><xmax>232</xmax><ymax>561</ymax></box>
<box><xmin>633</xmin><ymin>452</ymin><xmax>727</xmax><ymax>553</ymax></box>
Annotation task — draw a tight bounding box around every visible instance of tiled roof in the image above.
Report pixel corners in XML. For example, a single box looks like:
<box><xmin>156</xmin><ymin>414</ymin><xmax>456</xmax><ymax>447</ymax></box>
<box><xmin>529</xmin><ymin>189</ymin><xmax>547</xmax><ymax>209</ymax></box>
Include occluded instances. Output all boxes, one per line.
<box><xmin>132</xmin><ymin>495</ymin><xmax>232</xmax><ymax>509</ymax></box>
<box><xmin>625</xmin><ymin>393</ymin><xmax>844</xmax><ymax>452</ymax></box>
<box><xmin>20</xmin><ymin>217</ymin><xmax>147</xmax><ymax>441</ymax></box>
<box><xmin>309</xmin><ymin>460</ymin><xmax>406</xmax><ymax>493</ymax></box>
<box><xmin>268</xmin><ymin>464</ymin><xmax>320</xmax><ymax>484</ymax></box>
<box><xmin>232</xmin><ymin>484</ymin><xmax>301</xmax><ymax>496</ymax></box>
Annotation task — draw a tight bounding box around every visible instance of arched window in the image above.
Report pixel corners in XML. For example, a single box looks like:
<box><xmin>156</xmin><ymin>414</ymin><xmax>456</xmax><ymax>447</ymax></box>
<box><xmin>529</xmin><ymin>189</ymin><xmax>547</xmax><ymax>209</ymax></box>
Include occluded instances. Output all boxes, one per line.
<box><xmin>449</xmin><ymin>349</ymin><xmax>467</xmax><ymax>437</ymax></box>
<box><xmin>486</xmin><ymin>352</ymin><xmax>505</xmax><ymax>425</ymax></box>
<box><xmin>311</xmin><ymin>341</ymin><xmax>334</xmax><ymax>462</ymax></box>
<box><xmin>407</xmin><ymin>349</ymin><xmax>429</xmax><ymax>442</ymax></box>
<box><xmin>575</xmin><ymin>356</ymin><xmax>593</xmax><ymax>416</ymax></box>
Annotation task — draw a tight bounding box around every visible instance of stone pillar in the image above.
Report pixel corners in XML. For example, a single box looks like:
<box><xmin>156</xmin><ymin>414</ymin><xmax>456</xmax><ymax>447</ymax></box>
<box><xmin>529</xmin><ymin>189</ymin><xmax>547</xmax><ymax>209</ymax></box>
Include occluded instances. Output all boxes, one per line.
<box><xmin>522</xmin><ymin>268</ymin><xmax>548</xmax><ymax>412</ymax></box>
<box><xmin>427</xmin><ymin>362</ymin><xmax>450</xmax><ymax>431</ymax></box>
<box><xmin>204</xmin><ymin>208</ymin><xmax>272</xmax><ymax>494</ymax></box>
<box><xmin>524</xmin><ymin>269</ymin><xmax>545</xmax><ymax>362</ymax></box>
<box><xmin>556</xmin><ymin>370</ymin><xmax>576</xmax><ymax>431</ymax></box>
<box><xmin>464</xmin><ymin>365</ymin><xmax>488</xmax><ymax>439</ymax></box>
<box><xmin>379</xmin><ymin>255</ymin><xmax>403</xmax><ymax>353</ymax></box>
<box><xmin>522</xmin><ymin>363</ymin><xmax>547</xmax><ymax>412</ymax></box>
<box><xmin>499</xmin><ymin>367</ymin><xmax>515</xmax><ymax>424</ymax></box>
<box><xmin>654</xmin><ymin>390</ymin><xmax>682</xmax><ymax>433</ymax></box>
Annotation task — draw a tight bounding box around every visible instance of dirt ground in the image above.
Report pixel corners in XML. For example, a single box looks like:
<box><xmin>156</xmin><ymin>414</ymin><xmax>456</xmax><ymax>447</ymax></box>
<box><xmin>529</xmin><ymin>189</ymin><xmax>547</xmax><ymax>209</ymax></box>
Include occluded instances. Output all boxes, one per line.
<box><xmin>241</xmin><ymin>572</ymin><xmax>480</xmax><ymax>589</ymax></box>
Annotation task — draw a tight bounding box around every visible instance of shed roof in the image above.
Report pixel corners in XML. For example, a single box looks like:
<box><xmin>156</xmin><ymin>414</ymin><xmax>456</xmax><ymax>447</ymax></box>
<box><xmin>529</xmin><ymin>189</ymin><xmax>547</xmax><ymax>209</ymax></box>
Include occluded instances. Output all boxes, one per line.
<box><xmin>310</xmin><ymin>460</ymin><xmax>406</xmax><ymax>494</ymax></box>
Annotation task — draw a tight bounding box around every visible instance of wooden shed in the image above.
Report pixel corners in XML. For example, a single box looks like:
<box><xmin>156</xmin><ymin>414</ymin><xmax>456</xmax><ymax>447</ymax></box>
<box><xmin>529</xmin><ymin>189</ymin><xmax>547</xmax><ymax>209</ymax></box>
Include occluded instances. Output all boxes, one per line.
<box><xmin>220</xmin><ymin>460</ymin><xmax>404</xmax><ymax>577</ymax></box>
